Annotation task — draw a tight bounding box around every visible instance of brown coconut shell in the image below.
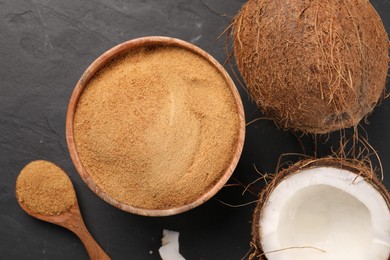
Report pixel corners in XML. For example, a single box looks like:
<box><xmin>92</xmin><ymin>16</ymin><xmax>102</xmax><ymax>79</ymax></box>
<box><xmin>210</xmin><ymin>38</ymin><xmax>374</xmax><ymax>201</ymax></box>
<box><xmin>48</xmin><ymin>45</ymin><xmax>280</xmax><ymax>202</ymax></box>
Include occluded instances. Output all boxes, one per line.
<box><xmin>250</xmin><ymin>158</ymin><xmax>390</xmax><ymax>259</ymax></box>
<box><xmin>233</xmin><ymin>0</ymin><xmax>389</xmax><ymax>134</ymax></box>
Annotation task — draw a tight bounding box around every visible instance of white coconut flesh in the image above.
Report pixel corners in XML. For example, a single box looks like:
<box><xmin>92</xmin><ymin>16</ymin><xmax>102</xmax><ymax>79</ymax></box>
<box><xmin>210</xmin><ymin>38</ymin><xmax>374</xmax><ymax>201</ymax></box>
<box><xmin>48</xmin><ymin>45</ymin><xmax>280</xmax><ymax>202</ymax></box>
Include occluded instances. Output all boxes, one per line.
<box><xmin>259</xmin><ymin>167</ymin><xmax>390</xmax><ymax>260</ymax></box>
<box><xmin>159</xmin><ymin>229</ymin><xmax>185</xmax><ymax>260</ymax></box>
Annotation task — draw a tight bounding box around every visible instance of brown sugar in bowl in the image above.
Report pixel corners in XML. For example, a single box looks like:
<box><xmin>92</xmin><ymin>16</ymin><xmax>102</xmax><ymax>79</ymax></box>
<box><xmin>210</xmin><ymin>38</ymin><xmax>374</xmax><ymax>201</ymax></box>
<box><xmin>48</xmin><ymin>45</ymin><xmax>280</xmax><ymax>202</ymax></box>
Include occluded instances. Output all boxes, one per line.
<box><xmin>66</xmin><ymin>36</ymin><xmax>245</xmax><ymax>216</ymax></box>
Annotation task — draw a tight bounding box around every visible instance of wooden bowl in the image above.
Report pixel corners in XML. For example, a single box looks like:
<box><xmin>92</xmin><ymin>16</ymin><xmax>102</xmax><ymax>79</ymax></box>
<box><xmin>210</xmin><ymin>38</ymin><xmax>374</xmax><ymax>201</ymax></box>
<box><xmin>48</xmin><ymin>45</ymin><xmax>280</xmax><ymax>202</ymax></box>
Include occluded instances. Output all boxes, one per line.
<box><xmin>66</xmin><ymin>36</ymin><xmax>245</xmax><ymax>216</ymax></box>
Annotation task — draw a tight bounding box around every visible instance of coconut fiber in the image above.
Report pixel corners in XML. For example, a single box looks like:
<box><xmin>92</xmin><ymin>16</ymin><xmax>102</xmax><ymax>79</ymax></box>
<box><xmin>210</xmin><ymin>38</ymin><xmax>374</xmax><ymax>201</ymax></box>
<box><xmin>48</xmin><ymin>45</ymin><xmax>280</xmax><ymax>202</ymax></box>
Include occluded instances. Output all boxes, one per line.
<box><xmin>233</xmin><ymin>0</ymin><xmax>388</xmax><ymax>133</ymax></box>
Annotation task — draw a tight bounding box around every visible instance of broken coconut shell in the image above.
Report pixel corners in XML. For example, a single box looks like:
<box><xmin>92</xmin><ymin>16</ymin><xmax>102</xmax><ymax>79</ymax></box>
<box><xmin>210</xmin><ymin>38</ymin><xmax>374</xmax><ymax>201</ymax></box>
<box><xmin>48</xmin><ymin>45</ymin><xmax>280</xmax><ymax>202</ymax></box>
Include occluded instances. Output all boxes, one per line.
<box><xmin>250</xmin><ymin>158</ymin><xmax>390</xmax><ymax>259</ymax></box>
<box><xmin>233</xmin><ymin>0</ymin><xmax>389</xmax><ymax>133</ymax></box>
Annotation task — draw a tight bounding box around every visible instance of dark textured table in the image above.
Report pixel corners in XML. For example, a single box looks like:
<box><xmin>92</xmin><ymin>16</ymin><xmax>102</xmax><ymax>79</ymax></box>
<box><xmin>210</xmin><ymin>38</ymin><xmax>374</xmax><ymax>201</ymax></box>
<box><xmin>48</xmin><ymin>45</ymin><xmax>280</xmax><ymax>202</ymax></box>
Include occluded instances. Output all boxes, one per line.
<box><xmin>1</xmin><ymin>1</ymin><xmax>389</xmax><ymax>259</ymax></box>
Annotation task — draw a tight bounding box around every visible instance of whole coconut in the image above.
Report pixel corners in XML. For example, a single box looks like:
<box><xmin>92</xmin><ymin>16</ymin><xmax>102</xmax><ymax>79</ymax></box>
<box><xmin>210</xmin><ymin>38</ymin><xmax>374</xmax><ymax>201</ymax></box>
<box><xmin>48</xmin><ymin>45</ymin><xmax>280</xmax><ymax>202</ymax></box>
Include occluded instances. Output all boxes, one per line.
<box><xmin>233</xmin><ymin>0</ymin><xmax>389</xmax><ymax>133</ymax></box>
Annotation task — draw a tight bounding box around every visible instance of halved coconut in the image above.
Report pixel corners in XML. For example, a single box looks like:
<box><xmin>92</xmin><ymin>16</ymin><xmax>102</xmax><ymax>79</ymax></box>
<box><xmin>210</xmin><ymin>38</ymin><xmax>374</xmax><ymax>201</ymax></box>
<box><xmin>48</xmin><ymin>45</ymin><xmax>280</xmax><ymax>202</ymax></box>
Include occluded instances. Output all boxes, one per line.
<box><xmin>251</xmin><ymin>158</ymin><xmax>390</xmax><ymax>260</ymax></box>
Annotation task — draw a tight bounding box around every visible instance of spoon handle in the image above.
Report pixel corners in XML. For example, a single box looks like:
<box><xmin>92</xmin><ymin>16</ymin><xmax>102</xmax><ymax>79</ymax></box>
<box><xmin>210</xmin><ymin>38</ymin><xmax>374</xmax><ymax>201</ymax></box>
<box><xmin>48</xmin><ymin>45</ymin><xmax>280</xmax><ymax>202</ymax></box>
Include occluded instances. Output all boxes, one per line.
<box><xmin>63</xmin><ymin>205</ymin><xmax>110</xmax><ymax>260</ymax></box>
<box><xmin>71</xmin><ymin>221</ymin><xmax>111</xmax><ymax>260</ymax></box>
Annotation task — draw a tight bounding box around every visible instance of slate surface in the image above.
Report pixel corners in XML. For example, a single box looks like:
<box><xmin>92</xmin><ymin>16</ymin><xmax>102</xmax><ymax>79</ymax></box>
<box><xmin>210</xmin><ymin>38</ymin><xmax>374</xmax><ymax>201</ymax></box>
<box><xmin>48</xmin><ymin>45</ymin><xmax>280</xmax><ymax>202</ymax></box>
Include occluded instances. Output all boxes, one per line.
<box><xmin>0</xmin><ymin>0</ymin><xmax>389</xmax><ymax>259</ymax></box>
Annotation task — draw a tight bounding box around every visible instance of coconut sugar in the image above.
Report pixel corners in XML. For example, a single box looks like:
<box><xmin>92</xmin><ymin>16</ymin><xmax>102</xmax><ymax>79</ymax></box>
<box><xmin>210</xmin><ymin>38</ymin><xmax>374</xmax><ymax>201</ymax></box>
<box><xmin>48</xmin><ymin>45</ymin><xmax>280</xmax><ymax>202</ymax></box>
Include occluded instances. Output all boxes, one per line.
<box><xmin>74</xmin><ymin>46</ymin><xmax>240</xmax><ymax>210</ymax></box>
<box><xmin>16</xmin><ymin>160</ymin><xmax>76</xmax><ymax>215</ymax></box>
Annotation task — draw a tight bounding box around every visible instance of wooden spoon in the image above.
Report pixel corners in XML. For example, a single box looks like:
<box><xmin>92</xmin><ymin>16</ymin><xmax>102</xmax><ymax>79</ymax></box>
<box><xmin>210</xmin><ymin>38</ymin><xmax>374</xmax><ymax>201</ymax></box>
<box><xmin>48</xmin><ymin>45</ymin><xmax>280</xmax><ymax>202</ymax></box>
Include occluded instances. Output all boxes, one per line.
<box><xmin>17</xmin><ymin>198</ymin><xmax>110</xmax><ymax>260</ymax></box>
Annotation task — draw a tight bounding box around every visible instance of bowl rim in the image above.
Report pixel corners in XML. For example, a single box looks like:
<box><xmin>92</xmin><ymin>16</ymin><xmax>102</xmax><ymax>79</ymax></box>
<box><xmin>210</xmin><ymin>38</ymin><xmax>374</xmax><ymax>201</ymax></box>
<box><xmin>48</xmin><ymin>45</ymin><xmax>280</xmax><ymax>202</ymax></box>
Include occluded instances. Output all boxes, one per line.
<box><xmin>66</xmin><ymin>36</ymin><xmax>246</xmax><ymax>216</ymax></box>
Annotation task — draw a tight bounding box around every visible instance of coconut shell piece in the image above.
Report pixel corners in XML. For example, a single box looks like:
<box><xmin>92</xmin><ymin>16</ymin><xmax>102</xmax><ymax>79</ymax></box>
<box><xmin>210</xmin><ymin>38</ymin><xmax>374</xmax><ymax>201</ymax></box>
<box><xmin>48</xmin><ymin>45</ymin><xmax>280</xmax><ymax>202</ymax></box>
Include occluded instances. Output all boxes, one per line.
<box><xmin>233</xmin><ymin>0</ymin><xmax>389</xmax><ymax>133</ymax></box>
